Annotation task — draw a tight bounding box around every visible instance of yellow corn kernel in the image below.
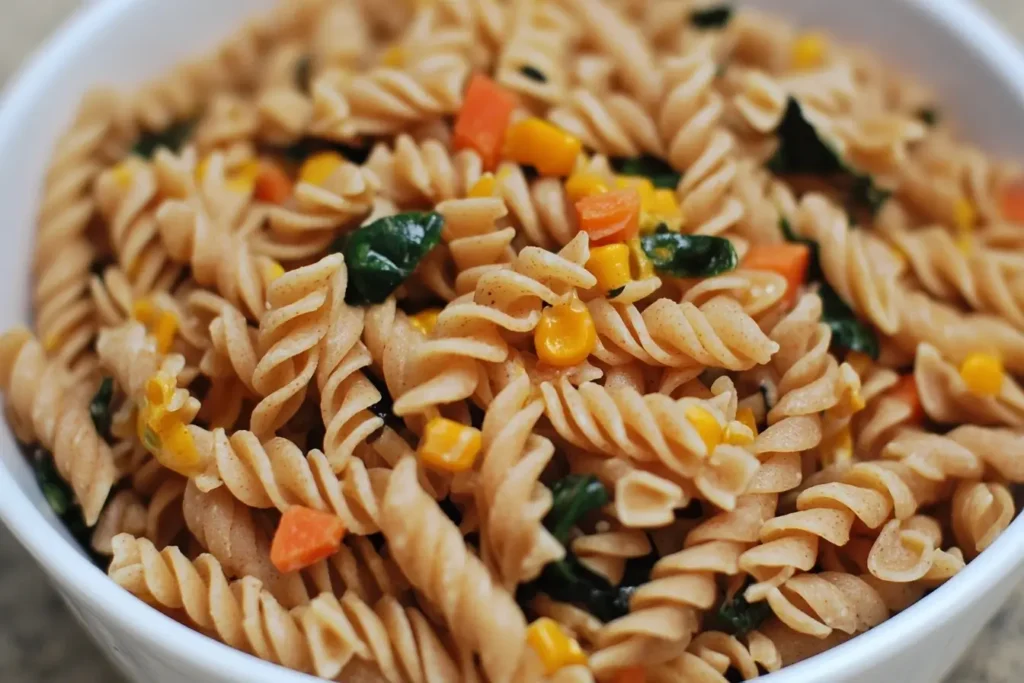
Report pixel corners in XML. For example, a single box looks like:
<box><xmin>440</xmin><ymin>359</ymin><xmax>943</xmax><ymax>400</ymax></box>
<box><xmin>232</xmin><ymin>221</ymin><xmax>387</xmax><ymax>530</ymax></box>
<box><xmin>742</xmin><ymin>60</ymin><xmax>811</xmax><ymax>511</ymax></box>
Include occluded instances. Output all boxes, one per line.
<box><xmin>586</xmin><ymin>244</ymin><xmax>632</xmax><ymax>293</ymax></box>
<box><xmin>627</xmin><ymin>237</ymin><xmax>655</xmax><ymax>279</ymax></box>
<box><xmin>227</xmin><ymin>159</ymin><xmax>261</xmax><ymax>194</ymax></box>
<box><xmin>504</xmin><ymin>118</ymin><xmax>582</xmax><ymax>177</ymax></box>
<box><xmin>409</xmin><ymin>308</ymin><xmax>441</xmax><ymax>336</ymax></box>
<box><xmin>299</xmin><ymin>151</ymin><xmax>345</xmax><ymax>186</ymax></box>
<box><xmin>263</xmin><ymin>260</ymin><xmax>286</xmax><ymax>283</ymax></box>
<box><xmin>111</xmin><ymin>159</ymin><xmax>135</xmax><ymax>189</ymax></box>
<box><xmin>643</xmin><ymin>188</ymin><xmax>684</xmax><ymax>232</ymax></box>
<box><xmin>196</xmin><ymin>156</ymin><xmax>211</xmax><ymax>184</ymax></box>
<box><xmin>565</xmin><ymin>173</ymin><xmax>610</xmax><ymax>203</ymax></box>
<box><xmin>954</xmin><ymin>197</ymin><xmax>976</xmax><ymax>234</ymax></box>
<box><xmin>526</xmin><ymin>618</ymin><xmax>588</xmax><ymax>675</ymax></box>
<box><xmin>685</xmin><ymin>405</ymin><xmax>722</xmax><ymax>453</ymax></box>
<box><xmin>153</xmin><ymin>312</ymin><xmax>178</xmax><ymax>354</ymax></box>
<box><xmin>132</xmin><ymin>299</ymin><xmax>157</xmax><ymax>326</ymax></box>
<box><xmin>418</xmin><ymin>417</ymin><xmax>482</xmax><ymax>473</ymax></box>
<box><xmin>792</xmin><ymin>32</ymin><xmax>828</xmax><ymax>70</ymax></box>
<box><xmin>615</xmin><ymin>176</ymin><xmax>656</xmax><ymax>208</ymax></box>
<box><xmin>724</xmin><ymin>406</ymin><xmax>758</xmax><ymax>446</ymax></box>
<box><xmin>158</xmin><ymin>421</ymin><xmax>203</xmax><ymax>477</ymax></box>
<box><xmin>959</xmin><ymin>352</ymin><xmax>1004</xmax><ymax>396</ymax></box>
<box><xmin>468</xmin><ymin>173</ymin><xmax>497</xmax><ymax>198</ymax></box>
<box><xmin>381</xmin><ymin>45</ymin><xmax>405</xmax><ymax>68</ymax></box>
<box><xmin>534</xmin><ymin>294</ymin><xmax>597</xmax><ymax>367</ymax></box>
<box><xmin>821</xmin><ymin>427</ymin><xmax>853</xmax><ymax>468</ymax></box>
<box><xmin>145</xmin><ymin>372</ymin><xmax>175</xmax><ymax>408</ymax></box>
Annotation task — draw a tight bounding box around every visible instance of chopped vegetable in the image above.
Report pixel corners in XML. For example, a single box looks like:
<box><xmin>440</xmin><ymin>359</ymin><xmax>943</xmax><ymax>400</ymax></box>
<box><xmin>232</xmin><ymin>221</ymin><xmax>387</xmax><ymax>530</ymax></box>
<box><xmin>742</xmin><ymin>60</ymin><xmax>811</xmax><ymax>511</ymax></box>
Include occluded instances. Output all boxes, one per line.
<box><xmin>587</xmin><ymin>244</ymin><xmax>632</xmax><ymax>293</ymax></box>
<box><xmin>613</xmin><ymin>667</ymin><xmax>647</xmax><ymax>683</ymax></box>
<box><xmin>110</xmin><ymin>159</ymin><xmax>136</xmax><ymax>189</ymax></box>
<box><xmin>576</xmin><ymin>189</ymin><xmax>641</xmax><ymax>246</ymax></box>
<box><xmin>29</xmin><ymin>447</ymin><xmax>103</xmax><ymax>566</ymax></box>
<box><xmin>690</xmin><ymin>5</ymin><xmax>733</xmax><ymax>29</ymax></box>
<box><xmin>520</xmin><ymin>65</ymin><xmax>548</xmax><ymax>83</ymax></box>
<box><xmin>534</xmin><ymin>294</ymin><xmax>598</xmax><ymax>367</ymax></box>
<box><xmin>608</xmin><ymin>286</ymin><xmax>626</xmax><ymax>299</ymax></box>
<box><xmin>299</xmin><ymin>151</ymin><xmax>345</xmax><ymax>186</ymax></box>
<box><xmin>468</xmin><ymin>173</ymin><xmax>496</xmax><ymax>198</ymax></box>
<box><xmin>132</xmin><ymin>299</ymin><xmax>179</xmax><ymax>353</ymax></box>
<box><xmin>819</xmin><ymin>285</ymin><xmax>880</xmax><ymax>360</ymax></box>
<box><xmin>640</xmin><ymin>226</ymin><xmax>737</xmax><ymax>277</ymax></box>
<box><xmin>709</xmin><ymin>582</ymin><xmax>773</xmax><ymax>636</ymax></box>
<box><xmin>409</xmin><ymin>308</ymin><xmax>441</xmax><ymax>336</ymax></box>
<box><xmin>277</xmin><ymin>137</ymin><xmax>374</xmax><ymax>165</ymax></box>
<box><xmin>850</xmin><ymin>174</ymin><xmax>892</xmax><ymax>217</ymax></box>
<box><xmin>724</xmin><ymin>409</ymin><xmax>756</xmax><ymax>446</ymax></box>
<box><xmin>888</xmin><ymin>374</ymin><xmax>924</xmax><ymax>423</ymax></box>
<box><xmin>294</xmin><ymin>54</ymin><xmax>313</xmax><ymax>93</ymax></box>
<box><xmin>627</xmin><ymin>236</ymin><xmax>655</xmax><ymax>279</ymax></box>
<box><xmin>263</xmin><ymin>260</ymin><xmax>286</xmax><ymax>282</ymax></box>
<box><xmin>505</xmin><ymin>118</ymin><xmax>582</xmax><ymax>177</ymax></box>
<box><xmin>338</xmin><ymin>211</ymin><xmax>445</xmax><ymax>305</ymax></box>
<box><xmin>742</xmin><ymin>243</ymin><xmax>811</xmax><ymax>308</ymax></box>
<box><xmin>526</xmin><ymin>618</ymin><xmax>588</xmax><ymax>674</ymax></box>
<box><xmin>917</xmin><ymin>108</ymin><xmax>940</xmax><ymax>126</ymax></box>
<box><xmin>565</xmin><ymin>172</ymin><xmax>610</xmax><ymax>204</ymax></box>
<box><xmin>418</xmin><ymin>417</ymin><xmax>482</xmax><ymax>473</ymax></box>
<box><xmin>454</xmin><ymin>74</ymin><xmax>519</xmax><ymax>171</ymax></box>
<box><xmin>132</xmin><ymin>119</ymin><xmax>197</xmax><ymax>159</ymax></box>
<box><xmin>792</xmin><ymin>32</ymin><xmax>828</xmax><ymax>70</ymax></box>
<box><xmin>612</xmin><ymin>155</ymin><xmax>681</xmax><ymax>190</ymax></box>
<box><xmin>645</xmin><ymin>188</ymin><xmax>684</xmax><ymax>232</ymax></box>
<box><xmin>685</xmin><ymin>405</ymin><xmax>722</xmax><ymax>453</ymax></box>
<box><xmin>959</xmin><ymin>352</ymin><xmax>1004</xmax><ymax>397</ymax></box>
<box><xmin>954</xmin><ymin>197</ymin><xmax>976</xmax><ymax>234</ymax></box>
<box><xmin>1001</xmin><ymin>178</ymin><xmax>1024</xmax><ymax>223</ymax></box>
<box><xmin>270</xmin><ymin>505</ymin><xmax>346</xmax><ymax>573</ymax></box>
<box><xmin>546</xmin><ymin>474</ymin><xmax>609</xmax><ymax>544</ymax></box>
<box><xmin>89</xmin><ymin>377</ymin><xmax>115</xmax><ymax>442</ymax></box>
<box><xmin>254</xmin><ymin>160</ymin><xmax>294</xmax><ymax>204</ymax></box>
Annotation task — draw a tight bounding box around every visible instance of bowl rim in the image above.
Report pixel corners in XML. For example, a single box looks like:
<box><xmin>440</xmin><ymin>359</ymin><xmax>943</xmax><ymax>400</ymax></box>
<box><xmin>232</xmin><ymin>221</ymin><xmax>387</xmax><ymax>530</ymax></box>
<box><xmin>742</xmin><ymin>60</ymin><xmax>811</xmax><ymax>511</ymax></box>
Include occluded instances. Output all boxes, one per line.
<box><xmin>0</xmin><ymin>0</ymin><xmax>1023</xmax><ymax>681</ymax></box>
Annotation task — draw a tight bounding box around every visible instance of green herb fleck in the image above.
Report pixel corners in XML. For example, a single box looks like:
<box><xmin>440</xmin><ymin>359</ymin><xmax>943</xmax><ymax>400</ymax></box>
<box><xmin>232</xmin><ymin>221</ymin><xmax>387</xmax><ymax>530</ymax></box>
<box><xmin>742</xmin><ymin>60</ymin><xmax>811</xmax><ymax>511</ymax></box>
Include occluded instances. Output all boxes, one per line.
<box><xmin>850</xmin><ymin>172</ymin><xmax>892</xmax><ymax>216</ymax></box>
<box><xmin>294</xmin><ymin>54</ymin><xmax>314</xmax><ymax>94</ymax></box>
<box><xmin>708</xmin><ymin>582</ymin><xmax>773</xmax><ymax>636</ymax></box>
<box><xmin>768</xmin><ymin>98</ymin><xmax>843</xmax><ymax>176</ymax></box>
<box><xmin>608</xmin><ymin>286</ymin><xmax>626</xmax><ymax>299</ymax></box>
<box><xmin>917</xmin><ymin>107</ymin><xmax>940</xmax><ymax>126</ymax></box>
<box><xmin>89</xmin><ymin>377</ymin><xmax>115</xmax><ymax>442</ymax></box>
<box><xmin>640</xmin><ymin>226</ymin><xmax>738</xmax><ymax>277</ymax></box>
<box><xmin>520</xmin><ymin>65</ymin><xmax>547</xmax><ymax>83</ymax></box>
<box><xmin>690</xmin><ymin>5</ymin><xmax>733</xmax><ymax>29</ymax></box>
<box><xmin>612</xmin><ymin>155</ymin><xmax>681</xmax><ymax>189</ymax></box>
<box><xmin>820</xmin><ymin>284</ymin><xmax>880</xmax><ymax>359</ymax></box>
<box><xmin>545</xmin><ymin>475</ymin><xmax>609</xmax><ymax>544</ymax></box>
<box><xmin>336</xmin><ymin>212</ymin><xmax>445</xmax><ymax>305</ymax></box>
<box><xmin>132</xmin><ymin>119</ymin><xmax>198</xmax><ymax>159</ymax></box>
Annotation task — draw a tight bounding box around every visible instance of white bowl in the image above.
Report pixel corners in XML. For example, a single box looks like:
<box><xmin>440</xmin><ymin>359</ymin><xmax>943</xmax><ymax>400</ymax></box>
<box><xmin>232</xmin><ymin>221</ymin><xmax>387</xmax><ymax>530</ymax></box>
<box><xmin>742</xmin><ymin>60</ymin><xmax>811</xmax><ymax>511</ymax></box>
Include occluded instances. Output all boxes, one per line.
<box><xmin>0</xmin><ymin>0</ymin><xmax>1022</xmax><ymax>682</ymax></box>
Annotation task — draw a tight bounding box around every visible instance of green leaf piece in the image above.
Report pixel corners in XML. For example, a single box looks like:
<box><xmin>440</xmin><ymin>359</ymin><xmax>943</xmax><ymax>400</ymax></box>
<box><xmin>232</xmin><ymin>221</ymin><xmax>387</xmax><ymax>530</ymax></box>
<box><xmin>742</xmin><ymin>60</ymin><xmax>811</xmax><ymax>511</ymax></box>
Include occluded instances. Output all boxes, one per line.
<box><xmin>89</xmin><ymin>377</ymin><xmax>115</xmax><ymax>442</ymax></box>
<box><xmin>612</xmin><ymin>155</ymin><xmax>681</xmax><ymax>189</ymax></box>
<box><xmin>132</xmin><ymin>119</ymin><xmax>198</xmax><ymax>159</ymax></box>
<box><xmin>820</xmin><ymin>284</ymin><xmax>880</xmax><ymax>359</ymax></box>
<box><xmin>640</xmin><ymin>226</ymin><xmax>738</xmax><ymax>277</ymax></box>
<box><xmin>709</xmin><ymin>583</ymin><xmax>773</xmax><ymax>636</ymax></box>
<box><xmin>545</xmin><ymin>474</ymin><xmax>610</xmax><ymax>545</ymax></box>
<box><xmin>690</xmin><ymin>5</ymin><xmax>733</xmax><ymax>29</ymax></box>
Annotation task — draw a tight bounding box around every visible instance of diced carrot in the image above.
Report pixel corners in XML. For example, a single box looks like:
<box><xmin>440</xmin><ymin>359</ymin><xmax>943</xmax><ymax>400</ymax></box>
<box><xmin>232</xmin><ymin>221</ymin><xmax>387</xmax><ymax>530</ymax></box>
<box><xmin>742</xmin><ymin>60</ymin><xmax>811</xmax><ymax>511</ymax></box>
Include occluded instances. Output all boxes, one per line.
<box><xmin>1000</xmin><ymin>178</ymin><xmax>1024</xmax><ymax>223</ymax></box>
<box><xmin>742</xmin><ymin>244</ymin><xmax>811</xmax><ymax>307</ymax></box>
<box><xmin>454</xmin><ymin>74</ymin><xmax>519</xmax><ymax>171</ymax></box>
<box><xmin>254</xmin><ymin>160</ymin><xmax>294</xmax><ymax>205</ymax></box>
<box><xmin>614</xmin><ymin>667</ymin><xmax>646</xmax><ymax>683</ymax></box>
<box><xmin>887</xmin><ymin>374</ymin><xmax>924</xmax><ymax>423</ymax></box>
<box><xmin>576</xmin><ymin>189</ymin><xmax>641</xmax><ymax>246</ymax></box>
<box><xmin>270</xmin><ymin>505</ymin><xmax>346</xmax><ymax>573</ymax></box>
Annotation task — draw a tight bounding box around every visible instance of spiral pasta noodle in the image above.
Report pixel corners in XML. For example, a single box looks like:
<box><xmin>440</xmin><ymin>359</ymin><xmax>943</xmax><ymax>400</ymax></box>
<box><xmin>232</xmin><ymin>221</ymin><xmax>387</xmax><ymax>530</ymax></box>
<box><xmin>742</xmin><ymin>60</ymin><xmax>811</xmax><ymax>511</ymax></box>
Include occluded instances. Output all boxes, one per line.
<box><xmin>366</xmin><ymin>134</ymin><xmax>482</xmax><ymax>208</ymax></box>
<box><xmin>547</xmin><ymin>88</ymin><xmax>662</xmax><ymax>159</ymax></box>
<box><xmin>914</xmin><ymin>343</ymin><xmax>1024</xmax><ymax>428</ymax></box>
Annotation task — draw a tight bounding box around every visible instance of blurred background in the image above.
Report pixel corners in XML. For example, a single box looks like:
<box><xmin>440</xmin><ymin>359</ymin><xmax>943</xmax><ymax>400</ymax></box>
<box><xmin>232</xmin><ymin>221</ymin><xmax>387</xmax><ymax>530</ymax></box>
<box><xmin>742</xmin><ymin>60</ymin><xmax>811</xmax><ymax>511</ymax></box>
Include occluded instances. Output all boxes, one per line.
<box><xmin>0</xmin><ymin>0</ymin><xmax>1023</xmax><ymax>681</ymax></box>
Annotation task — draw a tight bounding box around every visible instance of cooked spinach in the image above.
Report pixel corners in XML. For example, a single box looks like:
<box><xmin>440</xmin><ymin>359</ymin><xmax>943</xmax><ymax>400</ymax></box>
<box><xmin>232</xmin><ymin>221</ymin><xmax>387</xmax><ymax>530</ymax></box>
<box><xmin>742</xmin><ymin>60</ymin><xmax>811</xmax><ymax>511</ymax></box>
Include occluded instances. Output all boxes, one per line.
<box><xmin>545</xmin><ymin>474</ymin><xmax>609</xmax><ymax>544</ymax></box>
<box><xmin>917</xmin><ymin>107</ymin><xmax>940</xmax><ymax>126</ymax></box>
<box><xmin>608</xmin><ymin>285</ymin><xmax>626</xmax><ymax>299</ymax></box>
<box><xmin>30</xmin><ymin>447</ymin><xmax>104</xmax><ymax>567</ymax></box>
<box><xmin>520</xmin><ymin>65</ymin><xmax>548</xmax><ymax>83</ymax></box>
<box><xmin>612</xmin><ymin>155</ymin><xmax>681</xmax><ymax>189</ymax></box>
<box><xmin>337</xmin><ymin>212</ymin><xmax>444</xmax><ymax>305</ymax></box>
<box><xmin>690</xmin><ymin>5</ymin><xmax>733</xmax><ymax>29</ymax></box>
<box><xmin>132</xmin><ymin>119</ymin><xmax>198</xmax><ymax>159</ymax></box>
<box><xmin>820</xmin><ymin>284</ymin><xmax>880</xmax><ymax>359</ymax></box>
<box><xmin>640</xmin><ymin>226</ymin><xmax>738</xmax><ymax>277</ymax></box>
<box><xmin>708</xmin><ymin>581</ymin><xmax>773</xmax><ymax>636</ymax></box>
<box><xmin>89</xmin><ymin>377</ymin><xmax>115</xmax><ymax>442</ymax></box>
<box><xmin>849</xmin><ymin>172</ymin><xmax>893</xmax><ymax>217</ymax></box>
<box><xmin>294</xmin><ymin>54</ymin><xmax>314</xmax><ymax>94</ymax></box>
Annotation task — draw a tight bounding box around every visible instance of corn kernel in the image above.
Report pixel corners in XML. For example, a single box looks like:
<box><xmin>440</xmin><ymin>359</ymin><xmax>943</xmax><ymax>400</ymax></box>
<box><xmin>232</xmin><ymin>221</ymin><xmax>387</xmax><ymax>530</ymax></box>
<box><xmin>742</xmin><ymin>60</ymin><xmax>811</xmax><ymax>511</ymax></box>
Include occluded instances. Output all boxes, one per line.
<box><xmin>299</xmin><ymin>151</ymin><xmax>345</xmax><ymax>186</ymax></box>
<box><xmin>821</xmin><ymin>427</ymin><xmax>853</xmax><ymax>468</ymax></box>
<box><xmin>627</xmin><ymin>237</ymin><xmax>655</xmax><ymax>279</ymax></box>
<box><xmin>227</xmin><ymin>159</ymin><xmax>261</xmax><ymax>194</ymax></box>
<box><xmin>145</xmin><ymin>372</ymin><xmax>176</xmax><ymax>408</ymax></box>
<box><xmin>263</xmin><ymin>260</ymin><xmax>286</xmax><ymax>283</ymax></box>
<box><xmin>959</xmin><ymin>352</ymin><xmax>1004</xmax><ymax>397</ymax></box>
<box><xmin>409</xmin><ymin>308</ymin><xmax>441</xmax><ymax>336</ymax></box>
<box><xmin>725</xmin><ymin>406</ymin><xmax>758</xmax><ymax>446</ymax></box>
<box><xmin>685</xmin><ymin>405</ymin><xmax>722</xmax><ymax>453</ymax></box>
<box><xmin>792</xmin><ymin>32</ymin><xmax>828</xmax><ymax>70</ymax></box>
<box><xmin>468</xmin><ymin>173</ymin><xmax>497</xmax><ymax>198</ymax></box>
<box><xmin>954</xmin><ymin>197</ymin><xmax>976</xmax><ymax>234</ymax></box>
<box><xmin>526</xmin><ymin>618</ymin><xmax>588</xmax><ymax>675</ymax></box>
<box><xmin>111</xmin><ymin>159</ymin><xmax>135</xmax><ymax>190</ymax></box>
<box><xmin>534</xmin><ymin>294</ymin><xmax>597</xmax><ymax>367</ymax></box>
<box><xmin>153</xmin><ymin>312</ymin><xmax>178</xmax><ymax>354</ymax></box>
<box><xmin>615</xmin><ymin>176</ymin><xmax>656</xmax><ymax>207</ymax></box>
<box><xmin>381</xmin><ymin>45</ymin><xmax>405</xmax><ymax>68</ymax></box>
<box><xmin>737</xmin><ymin>407</ymin><xmax>758</xmax><ymax>435</ymax></box>
<box><xmin>643</xmin><ymin>188</ymin><xmax>684</xmax><ymax>232</ymax></box>
<box><xmin>418</xmin><ymin>417</ymin><xmax>482</xmax><ymax>473</ymax></box>
<box><xmin>565</xmin><ymin>173</ymin><xmax>610</xmax><ymax>203</ymax></box>
<box><xmin>587</xmin><ymin>244</ymin><xmax>632</xmax><ymax>293</ymax></box>
<box><xmin>159</xmin><ymin>421</ymin><xmax>203</xmax><ymax>477</ymax></box>
<box><xmin>132</xmin><ymin>299</ymin><xmax>157</xmax><ymax>326</ymax></box>
<box><xmin>504</xmin><ymin>118</ymin><xmax>582</xmax><ymax>177</ymax></box>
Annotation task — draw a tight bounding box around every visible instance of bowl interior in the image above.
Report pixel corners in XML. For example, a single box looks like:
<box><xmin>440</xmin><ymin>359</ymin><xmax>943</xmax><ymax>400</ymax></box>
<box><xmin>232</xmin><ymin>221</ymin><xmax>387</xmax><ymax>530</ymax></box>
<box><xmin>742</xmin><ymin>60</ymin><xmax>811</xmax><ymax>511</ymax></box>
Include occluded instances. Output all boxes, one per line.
<box><xmin>0</xmin><ymin>0</ymin><xmax>1022</xmax><ymax>681</ymax></box>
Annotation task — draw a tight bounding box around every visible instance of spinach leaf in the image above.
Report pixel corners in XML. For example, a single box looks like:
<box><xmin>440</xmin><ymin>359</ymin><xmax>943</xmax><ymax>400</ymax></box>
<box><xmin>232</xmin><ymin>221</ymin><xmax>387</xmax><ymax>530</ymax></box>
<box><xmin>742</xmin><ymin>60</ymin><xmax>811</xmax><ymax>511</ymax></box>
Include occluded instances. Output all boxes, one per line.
<box><xmin>30</xmin><ymin>448</ymin><xmax>105</xmax><ymax>567</ymax></box>
<box><xmin>708</xmin><ymin>581</ymin><xmax>773</xmax><ymax>636</ymax></box>
<box><xmin>338</xmin><ymin>212</ymin><xmax>444</xmax><ymax>305</ymax></box>
<box><xmin>530</xmin><ymin>552</ymin><xmax>649</xmax><ymax>623</ymax></box>
<box><xmin>132</xmin><ymin>119</ymin><xmax>198</xmax><ymax>159</ymax></box>
<box><xmin>690</xmin><ymin>5</ymin><xmax>733</xmax><ymax>29</ymax></box>
<box><xmin>612</xmin><ymin>155</ymin><xmax>681</xmax><ymax>189</ymax></box>
<box><xmin>917</xmin><ymin>107</ymin><xmax>940</xmax><ymax>126</ymax></box>
<box><xmin>849</xmin><ymin>172</ymin><xmax>892</xmax><ymax>218</ymax></box>
<box><xmin>768</xmin><ymin>98</ymin><xmax>844</xmax><ymax>176</ymax></box>
<box><xmin>545</xmin><ymin>474</ymin><xmax>609</xmax><ymax>544</ymax></box>
<box><xmin>89</xmin><ymin>377</ymin><xmax>115</xmax><ymax>442</ymax></box>
<box><xmin>607</xmin><ymin>285</ymin><xmax>626</xmax><ymax>299</ymax></box>
<box><xmin>640</xmin><ymin>226</ymin><xmax>738</xmax><ymax>277</ymax></box>
<box><xmin>520</xmin><ymin>65</ymin><xmax>547</xmax><ymax>83</ymax></box>
<box><xmin>294</xmin><ymin>54</ymin><xmax>314</xmax><ymax>94</ymax></box>
<box><xmin>820</xmin><ymin>284</ymin><xmax>880</xmax><ymax>359</ymax></box>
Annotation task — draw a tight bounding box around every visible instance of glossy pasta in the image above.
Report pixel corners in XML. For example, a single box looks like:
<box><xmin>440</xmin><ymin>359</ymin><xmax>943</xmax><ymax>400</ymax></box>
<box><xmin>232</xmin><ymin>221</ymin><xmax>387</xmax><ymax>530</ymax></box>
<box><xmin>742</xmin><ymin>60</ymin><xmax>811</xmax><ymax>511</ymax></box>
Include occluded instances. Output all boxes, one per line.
<box><xmin>4</xmin><ymin>1</ymin><xmax>1024</xmax><ymax>681</ymax></box>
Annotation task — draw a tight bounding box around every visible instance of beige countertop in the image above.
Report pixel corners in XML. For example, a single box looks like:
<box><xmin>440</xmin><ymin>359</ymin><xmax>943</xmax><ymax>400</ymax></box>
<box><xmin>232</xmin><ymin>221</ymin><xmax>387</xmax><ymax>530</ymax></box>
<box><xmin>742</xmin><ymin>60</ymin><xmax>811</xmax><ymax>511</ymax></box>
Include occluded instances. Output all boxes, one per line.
<box><xmin>0</xmin><ymin>1</ymin><xmax>1021</xmax><ymax>681</ymax></box>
